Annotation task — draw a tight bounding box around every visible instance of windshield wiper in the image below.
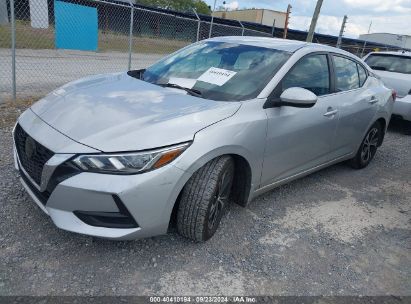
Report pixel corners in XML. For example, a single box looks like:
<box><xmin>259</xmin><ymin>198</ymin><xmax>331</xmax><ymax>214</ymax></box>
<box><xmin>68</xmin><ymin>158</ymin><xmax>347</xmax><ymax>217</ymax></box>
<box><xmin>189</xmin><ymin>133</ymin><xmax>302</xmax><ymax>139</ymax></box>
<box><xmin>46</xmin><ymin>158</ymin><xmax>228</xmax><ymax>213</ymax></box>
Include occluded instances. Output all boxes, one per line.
<box><xmin>370</xmin><ymin>66</ymin><xmax>387</xmax><ymax>71</ymax></box>
<box><xmin>160</xmin><ymin>83</ymin><xmax>202</xmax><ymax>97</ymax></box>
<box><xmin>127</xmin><ymin>69</ymin><xmax>145</xmax><ymax>80</ymax></box>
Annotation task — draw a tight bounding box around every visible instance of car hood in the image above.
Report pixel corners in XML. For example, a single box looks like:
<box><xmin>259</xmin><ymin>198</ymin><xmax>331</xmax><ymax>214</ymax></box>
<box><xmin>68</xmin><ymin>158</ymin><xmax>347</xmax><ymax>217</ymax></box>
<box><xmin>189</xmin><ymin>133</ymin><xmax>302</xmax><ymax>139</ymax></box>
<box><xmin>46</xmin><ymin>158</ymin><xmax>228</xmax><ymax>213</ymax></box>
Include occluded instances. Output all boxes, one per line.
<box><xmin>373</xmin><ymin>70</ymin><xmax>411</xmax><ymax>98</ymax></box>
<box><xmin>31</xmin><ymin>72</ymin><xmax>241</xmax><ymax>152</ymax></box>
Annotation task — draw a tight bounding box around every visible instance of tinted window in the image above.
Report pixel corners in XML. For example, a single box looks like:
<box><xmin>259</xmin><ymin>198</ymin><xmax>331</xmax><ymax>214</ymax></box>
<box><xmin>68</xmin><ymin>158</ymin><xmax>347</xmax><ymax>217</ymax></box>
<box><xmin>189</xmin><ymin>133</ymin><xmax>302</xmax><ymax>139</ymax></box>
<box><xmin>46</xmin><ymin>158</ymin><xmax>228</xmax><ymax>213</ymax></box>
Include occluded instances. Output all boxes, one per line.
<box><xmin>282</xmin><ymin>54</ymin><xmax>330</xmax><ymax>96</ymax></box>
<box><xmin>365</xmin><ymin>54</ymin><xmax>411</xmax><ymax>74</ymax></box>
<box><xmin>358</xmin><ymin>64</ymin><xmax>367</xmax><ymax>86</ymax></box>
<box><xmin>334</xmin><ymin>56</ymin><xmax>360</xmax><ymax>91</ymax></box>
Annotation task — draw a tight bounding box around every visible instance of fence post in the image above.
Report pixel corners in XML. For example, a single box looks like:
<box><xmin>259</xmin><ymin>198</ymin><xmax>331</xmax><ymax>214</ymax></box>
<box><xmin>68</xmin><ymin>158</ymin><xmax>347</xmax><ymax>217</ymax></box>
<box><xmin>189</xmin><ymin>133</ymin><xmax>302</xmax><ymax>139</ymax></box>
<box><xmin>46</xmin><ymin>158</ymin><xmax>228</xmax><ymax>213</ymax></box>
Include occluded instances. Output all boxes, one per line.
<box><xmin>208</xmin><ymin>0</ymin><xmax>216</xmax><ymax>38</ymax></box>
<box><xmin>10</xmin><ymin>0</ymin><xmax>16</xmax><ymax>101</ymax></box>
<box><xmin>238</xmin><ymin>21</ymin><xmax>244</xmax><ymax>36</ymax></box>
<box><xmin>128</xmin><ymin>2</ymin><xmax>134</xmax><ymax>70</ymax></box>
<box><xmin>192</xmin><ymin>8</ymin><xmax>200</xmax><ymax>42</ymax></box>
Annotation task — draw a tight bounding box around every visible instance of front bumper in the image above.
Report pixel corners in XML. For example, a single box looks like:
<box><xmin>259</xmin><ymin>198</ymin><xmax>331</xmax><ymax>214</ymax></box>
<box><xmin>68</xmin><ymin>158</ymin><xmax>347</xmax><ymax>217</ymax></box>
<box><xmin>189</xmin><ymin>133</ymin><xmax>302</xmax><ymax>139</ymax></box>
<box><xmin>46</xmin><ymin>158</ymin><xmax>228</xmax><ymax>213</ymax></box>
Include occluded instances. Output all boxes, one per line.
<box><xmin>15</xmin><ymin>147</ymin><xmax>188</xmax><ymax>240</ymax></box>
<box><xmin>14</xmin><ymin>110</ymin><xmax>190</xmax><ymax>240</ymax></box>
<box><xmin>393</xmin><ymin>94</ymin><xmax>411</xmax><ymax>121</ymax></box>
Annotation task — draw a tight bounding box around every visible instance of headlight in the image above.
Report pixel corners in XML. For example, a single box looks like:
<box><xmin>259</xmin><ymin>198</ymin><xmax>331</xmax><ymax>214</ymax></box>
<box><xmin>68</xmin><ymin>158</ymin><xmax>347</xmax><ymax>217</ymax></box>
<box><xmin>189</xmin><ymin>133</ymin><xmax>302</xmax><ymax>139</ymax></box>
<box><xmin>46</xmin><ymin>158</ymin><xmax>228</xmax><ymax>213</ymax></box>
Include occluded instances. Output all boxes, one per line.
<box><xmin>72</xmin><ymin>142</ymin><xmax>190</xmax><ymax>174</ymax></box>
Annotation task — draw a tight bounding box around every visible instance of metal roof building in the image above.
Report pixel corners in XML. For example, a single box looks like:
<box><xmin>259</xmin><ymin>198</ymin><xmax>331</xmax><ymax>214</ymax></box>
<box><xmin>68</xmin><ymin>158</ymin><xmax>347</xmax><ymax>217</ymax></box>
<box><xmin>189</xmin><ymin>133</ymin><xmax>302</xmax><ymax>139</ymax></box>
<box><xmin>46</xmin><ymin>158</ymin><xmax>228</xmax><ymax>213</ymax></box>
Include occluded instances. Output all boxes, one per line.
<box><xmin>359</xmin><ymin>33</ymin><xmax>411</xmax><ymax>50</ymax></box>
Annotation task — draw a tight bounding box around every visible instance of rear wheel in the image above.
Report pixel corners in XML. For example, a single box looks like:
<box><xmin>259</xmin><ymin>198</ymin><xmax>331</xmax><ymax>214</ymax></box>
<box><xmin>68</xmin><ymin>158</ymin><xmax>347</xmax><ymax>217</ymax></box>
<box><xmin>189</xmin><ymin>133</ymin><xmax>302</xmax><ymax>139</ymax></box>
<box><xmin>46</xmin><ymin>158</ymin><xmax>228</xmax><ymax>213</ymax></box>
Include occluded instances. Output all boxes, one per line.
<box><xmin>177</xmin><ymin>156</ymin><xmax>234</xmax><ymax>242</ymax></box>
<box><xmin>349</xmin><ymin>121</ymin><xmax>382</xmax><ymax>169</ymax></box>
<box><xmin>404</xmin><ymin>120</ymin><xmax>411</xmax><ymax>135</ymax></box>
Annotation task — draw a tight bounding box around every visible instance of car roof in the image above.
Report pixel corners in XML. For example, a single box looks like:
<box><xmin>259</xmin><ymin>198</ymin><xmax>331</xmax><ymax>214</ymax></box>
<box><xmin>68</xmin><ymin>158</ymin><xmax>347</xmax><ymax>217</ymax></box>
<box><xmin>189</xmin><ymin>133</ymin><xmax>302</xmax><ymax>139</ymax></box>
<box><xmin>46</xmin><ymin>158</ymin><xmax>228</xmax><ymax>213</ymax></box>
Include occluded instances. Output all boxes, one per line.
<box><xmin>208</xmin><ymin>36</ymin><xmax>354</xmax><ymax>56</ymax></box>
<box><xmin>366</xmin><ymin>51</ymin><xmax>411</xmax><ymax>57</ymax></box>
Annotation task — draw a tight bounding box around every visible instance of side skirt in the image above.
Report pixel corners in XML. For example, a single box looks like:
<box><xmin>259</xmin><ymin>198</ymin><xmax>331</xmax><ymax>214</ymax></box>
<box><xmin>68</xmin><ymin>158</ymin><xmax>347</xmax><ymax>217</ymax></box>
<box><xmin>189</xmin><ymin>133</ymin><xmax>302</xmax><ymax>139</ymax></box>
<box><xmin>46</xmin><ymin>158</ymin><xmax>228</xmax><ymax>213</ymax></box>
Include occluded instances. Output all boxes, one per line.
<box><xmin>251</xmin><ymin>153</ymin><xmax>353</xmax><ymax>199</ymax></box>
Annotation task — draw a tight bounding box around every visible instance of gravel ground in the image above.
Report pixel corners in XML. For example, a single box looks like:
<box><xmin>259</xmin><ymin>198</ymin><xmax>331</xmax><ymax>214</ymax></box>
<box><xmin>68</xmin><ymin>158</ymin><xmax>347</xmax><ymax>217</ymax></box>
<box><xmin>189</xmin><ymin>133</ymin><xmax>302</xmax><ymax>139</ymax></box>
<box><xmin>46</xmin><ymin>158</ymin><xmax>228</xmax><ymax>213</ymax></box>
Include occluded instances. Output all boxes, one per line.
<box><xmin>0</xmin><ymin>101</ymin><xmax>410</xmax><ymax>296</ymax></box>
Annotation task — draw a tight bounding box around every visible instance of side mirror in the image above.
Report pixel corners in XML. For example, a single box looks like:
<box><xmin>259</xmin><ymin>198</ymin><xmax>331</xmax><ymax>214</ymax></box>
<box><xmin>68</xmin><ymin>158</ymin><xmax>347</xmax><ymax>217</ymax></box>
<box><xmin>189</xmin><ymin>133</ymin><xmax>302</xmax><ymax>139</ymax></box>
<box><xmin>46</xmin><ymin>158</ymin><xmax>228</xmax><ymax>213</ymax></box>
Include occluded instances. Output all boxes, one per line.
<box><xmin>279</xmin><ymin>87</ymin><xmax>318</xmax><ymax>108</ymax></box>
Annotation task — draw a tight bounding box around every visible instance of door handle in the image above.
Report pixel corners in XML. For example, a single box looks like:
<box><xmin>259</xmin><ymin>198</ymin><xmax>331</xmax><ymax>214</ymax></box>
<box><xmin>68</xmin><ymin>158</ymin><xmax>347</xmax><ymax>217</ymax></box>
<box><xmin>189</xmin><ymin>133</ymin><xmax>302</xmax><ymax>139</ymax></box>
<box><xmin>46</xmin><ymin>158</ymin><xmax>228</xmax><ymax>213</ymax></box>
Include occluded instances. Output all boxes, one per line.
<box><xmin>323</xmin><ymin>109</ymin><xmax>338</xmax><ymax>117</ymax></box>
<box><xmin>368</xmin><ymin>97</ymin><xmax>378</xmax><ymax>104</ymax></box>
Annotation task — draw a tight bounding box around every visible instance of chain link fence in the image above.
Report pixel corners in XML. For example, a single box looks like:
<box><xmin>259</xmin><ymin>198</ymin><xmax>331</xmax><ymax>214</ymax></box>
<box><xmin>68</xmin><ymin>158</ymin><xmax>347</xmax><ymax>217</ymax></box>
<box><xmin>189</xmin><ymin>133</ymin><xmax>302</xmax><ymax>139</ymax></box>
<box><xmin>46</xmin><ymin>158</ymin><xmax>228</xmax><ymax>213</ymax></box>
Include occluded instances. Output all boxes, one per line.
<box><xmin>0</xmin><ymin>0</ymin><xmax>273</xmax><ymax>101</ymax></box>
<box><xmin>1</xmin><ymin>0</ymin><xmax>406</xmax><ymax>102</ymax></box>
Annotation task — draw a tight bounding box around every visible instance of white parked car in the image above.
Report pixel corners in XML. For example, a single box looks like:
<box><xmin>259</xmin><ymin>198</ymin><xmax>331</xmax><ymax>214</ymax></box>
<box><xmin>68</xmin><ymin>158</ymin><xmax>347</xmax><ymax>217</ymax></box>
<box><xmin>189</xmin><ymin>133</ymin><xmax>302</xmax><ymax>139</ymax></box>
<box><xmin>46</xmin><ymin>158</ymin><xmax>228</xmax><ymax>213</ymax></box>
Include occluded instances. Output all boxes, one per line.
<box><xmin>363</xmin><ymin>51</ymin><xmax>411</xmax><ymax>133</ymax></box>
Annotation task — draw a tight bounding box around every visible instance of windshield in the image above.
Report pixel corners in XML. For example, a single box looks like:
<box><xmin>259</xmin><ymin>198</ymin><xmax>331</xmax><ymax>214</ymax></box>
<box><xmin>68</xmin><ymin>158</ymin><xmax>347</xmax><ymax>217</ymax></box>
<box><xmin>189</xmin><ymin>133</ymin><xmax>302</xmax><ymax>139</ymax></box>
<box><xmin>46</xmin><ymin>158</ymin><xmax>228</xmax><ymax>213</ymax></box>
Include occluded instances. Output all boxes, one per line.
<box><xmin>142</xmin><ymin>41</ymin><xmax>291</xmax><ymax>101</ymax></box>
<box><xmin>365</xmin><ymin>54</ymin><xmax>411</xmax><ymax>74</ymax></box>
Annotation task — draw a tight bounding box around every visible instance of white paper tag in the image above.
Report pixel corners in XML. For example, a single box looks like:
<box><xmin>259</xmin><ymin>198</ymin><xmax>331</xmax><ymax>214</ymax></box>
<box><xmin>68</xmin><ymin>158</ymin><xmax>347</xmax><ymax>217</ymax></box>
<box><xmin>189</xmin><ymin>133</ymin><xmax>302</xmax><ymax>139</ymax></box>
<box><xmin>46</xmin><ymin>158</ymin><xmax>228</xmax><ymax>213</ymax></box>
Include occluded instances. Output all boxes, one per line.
<box><xmin>197</xmin><ymin>67</ymin><xmax>237</xmax><ymax>86</ymax></box>
<box><xmin>168</xmin><ymin>77</ymin><xmax>197</xmax><ymax>89</ymax></box>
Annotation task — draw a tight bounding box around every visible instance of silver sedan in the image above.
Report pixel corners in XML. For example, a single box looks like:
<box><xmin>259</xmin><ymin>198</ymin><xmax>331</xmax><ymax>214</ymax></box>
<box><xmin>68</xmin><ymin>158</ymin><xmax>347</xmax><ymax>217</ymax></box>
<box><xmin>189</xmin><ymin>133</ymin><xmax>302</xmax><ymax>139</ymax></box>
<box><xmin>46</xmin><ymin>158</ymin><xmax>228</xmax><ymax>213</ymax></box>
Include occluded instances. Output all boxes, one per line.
<box><xmin>13</xmin><ymin>37</ymin><xmax>394</xmax><ymax>241</ymax></box>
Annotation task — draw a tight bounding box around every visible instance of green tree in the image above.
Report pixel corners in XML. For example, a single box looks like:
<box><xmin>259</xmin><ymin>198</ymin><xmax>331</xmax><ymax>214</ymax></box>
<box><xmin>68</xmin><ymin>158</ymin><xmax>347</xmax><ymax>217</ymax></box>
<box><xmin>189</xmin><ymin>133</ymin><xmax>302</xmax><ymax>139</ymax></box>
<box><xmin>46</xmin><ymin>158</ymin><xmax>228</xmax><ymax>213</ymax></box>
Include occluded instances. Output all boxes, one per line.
<box><xmin>136</xmin><ymin>0</ymin><xmax>211</xmax><ymax>15</ymax></box>
<box><xmin>193</xmin><ymin>1</ymin><xmax>212</xmax><ymax>14</ymax></box>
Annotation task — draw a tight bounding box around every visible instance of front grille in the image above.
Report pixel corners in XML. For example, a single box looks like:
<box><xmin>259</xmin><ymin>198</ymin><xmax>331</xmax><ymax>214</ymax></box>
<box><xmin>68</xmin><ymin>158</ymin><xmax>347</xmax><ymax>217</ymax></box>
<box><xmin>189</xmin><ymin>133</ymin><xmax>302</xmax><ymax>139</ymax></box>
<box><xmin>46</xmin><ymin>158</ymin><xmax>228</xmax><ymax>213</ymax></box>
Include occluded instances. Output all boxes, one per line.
<box><xmin>19</xmin><ymin>158</ymin><xmax>81</xmax><ymax>206</ymax></box>
<box><xmin>14</xmin><ymin>124</ymin><xmax>54</xmax><ymax>185</ymax></box>
<box><xmin>19</xmin><ymin>168</ymin><xmax>50</xmax><ymax>205</ymax></box>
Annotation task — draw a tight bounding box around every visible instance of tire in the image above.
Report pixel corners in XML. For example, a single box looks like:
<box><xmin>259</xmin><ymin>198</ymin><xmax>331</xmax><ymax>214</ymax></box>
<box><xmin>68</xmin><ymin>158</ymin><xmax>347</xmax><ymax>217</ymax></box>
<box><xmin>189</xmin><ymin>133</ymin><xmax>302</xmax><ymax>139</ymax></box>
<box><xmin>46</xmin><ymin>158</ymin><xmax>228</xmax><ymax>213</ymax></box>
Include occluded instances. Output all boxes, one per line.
<box><xmin>349</xmin><ymin>121</ymin><xmax>382</xmax><ymax>169</ymax></box>
<box><xmin>404</xmin><ymin>121</ymin><xmax>411</xmax><ymax>135</ymax></box>
<box><xmin>177</xmin><ymin>156</ymin><xmax>235</xmax><ymax>242</ymax></box>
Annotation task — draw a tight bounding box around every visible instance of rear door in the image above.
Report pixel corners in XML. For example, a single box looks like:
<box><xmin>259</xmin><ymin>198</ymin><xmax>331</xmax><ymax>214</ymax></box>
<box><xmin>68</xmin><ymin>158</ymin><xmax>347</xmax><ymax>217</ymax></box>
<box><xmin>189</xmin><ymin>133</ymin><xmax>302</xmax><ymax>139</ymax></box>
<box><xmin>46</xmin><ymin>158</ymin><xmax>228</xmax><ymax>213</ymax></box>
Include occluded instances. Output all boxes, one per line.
<box><xmin>326</xmin><ymin>55</ymin><xmax>379</xmax><ymax>157</ymax></box>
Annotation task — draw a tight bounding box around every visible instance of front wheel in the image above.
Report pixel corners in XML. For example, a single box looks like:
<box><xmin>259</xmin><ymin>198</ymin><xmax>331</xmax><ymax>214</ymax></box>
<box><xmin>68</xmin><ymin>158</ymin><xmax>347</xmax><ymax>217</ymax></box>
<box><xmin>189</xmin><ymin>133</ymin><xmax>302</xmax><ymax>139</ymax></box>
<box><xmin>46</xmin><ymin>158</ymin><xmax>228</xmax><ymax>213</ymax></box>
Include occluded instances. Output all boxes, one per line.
<box><xmin>349</xmin><ymin>121</ymin><xmax>382</xmax><ymax>169</ymax></box>
<box><xmin>177</xmin><ymin>156</ymin><xmax>234</xmax><ymax>242</ymax></box>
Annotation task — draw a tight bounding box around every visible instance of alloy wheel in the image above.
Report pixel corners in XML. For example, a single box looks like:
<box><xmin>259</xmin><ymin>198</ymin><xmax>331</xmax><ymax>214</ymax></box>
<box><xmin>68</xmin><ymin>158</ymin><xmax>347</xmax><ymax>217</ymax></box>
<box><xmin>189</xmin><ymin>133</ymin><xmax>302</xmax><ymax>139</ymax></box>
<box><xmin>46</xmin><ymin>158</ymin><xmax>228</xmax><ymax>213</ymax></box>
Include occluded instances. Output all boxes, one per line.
<box><xmin>208</xmin><ymin>169</ymin><xmax>233</xmax><ymax>230</ymax></box>
<box><xmin>361</xmin><ymin>127</ymin><xmax>379</xmax><ymax>163</ymax></box>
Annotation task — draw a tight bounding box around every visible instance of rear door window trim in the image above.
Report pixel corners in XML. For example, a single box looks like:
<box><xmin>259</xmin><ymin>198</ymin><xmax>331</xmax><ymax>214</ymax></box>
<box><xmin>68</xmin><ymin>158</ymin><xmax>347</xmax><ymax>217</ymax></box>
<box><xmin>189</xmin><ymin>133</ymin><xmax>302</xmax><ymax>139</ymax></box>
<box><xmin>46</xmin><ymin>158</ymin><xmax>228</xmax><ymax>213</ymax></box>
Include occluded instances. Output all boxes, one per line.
<box><xmin>331</xmin><ymin>53</ymin><xmax>368</xmax><ymax>93</ymax></box>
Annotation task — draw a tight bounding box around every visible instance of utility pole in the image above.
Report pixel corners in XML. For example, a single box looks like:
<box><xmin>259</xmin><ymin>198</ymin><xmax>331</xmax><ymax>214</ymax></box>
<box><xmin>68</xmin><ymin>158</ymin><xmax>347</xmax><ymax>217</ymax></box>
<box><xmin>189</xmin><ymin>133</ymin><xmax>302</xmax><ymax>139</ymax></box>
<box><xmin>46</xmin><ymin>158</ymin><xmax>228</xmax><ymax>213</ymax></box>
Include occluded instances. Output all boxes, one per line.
<box><xmin>336</xmin><ymin>15</ymin><xmax>348</xmax><ymax>48</ymax></box>
<box><xmin>208</xmin><ymin>0</ymin><xmax>217</xmax><ymax>38</ymax></box>
<box><xmin>283</xmin><ymin>4</ymin><xmax>291</xmax><ymax>39</ymax></box>
<box><xmin>360</xmin><ymin>21</ymin><xmax>372</xmax><ymax>57</ymax></box>
<box><xmin>306</xmin><ymin>0</ymin><xmax>323</xmax><ymax>42</ymax></box>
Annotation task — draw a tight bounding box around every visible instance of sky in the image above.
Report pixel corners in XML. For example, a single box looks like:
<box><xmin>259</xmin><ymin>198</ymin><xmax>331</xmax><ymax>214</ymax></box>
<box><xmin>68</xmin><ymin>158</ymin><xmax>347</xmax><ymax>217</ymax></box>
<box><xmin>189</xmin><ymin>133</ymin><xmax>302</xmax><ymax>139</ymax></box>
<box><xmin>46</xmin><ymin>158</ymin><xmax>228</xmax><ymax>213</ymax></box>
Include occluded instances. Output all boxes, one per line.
<box><xmin>204</xmin><ymin>0</ymin><xmax>411</xmax><ymax>38</ymax></box>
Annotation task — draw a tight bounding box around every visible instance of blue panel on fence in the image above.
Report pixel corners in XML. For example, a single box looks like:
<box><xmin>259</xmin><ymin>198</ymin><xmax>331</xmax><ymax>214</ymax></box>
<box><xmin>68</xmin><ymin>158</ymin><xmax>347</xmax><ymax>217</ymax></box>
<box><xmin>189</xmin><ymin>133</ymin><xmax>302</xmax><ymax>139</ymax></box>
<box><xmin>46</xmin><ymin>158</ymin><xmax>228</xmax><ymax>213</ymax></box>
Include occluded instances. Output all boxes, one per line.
<box><xmin>54</xmin><ymin>0</ymin><xmax>98</xmax><ymax>51</ymax></box>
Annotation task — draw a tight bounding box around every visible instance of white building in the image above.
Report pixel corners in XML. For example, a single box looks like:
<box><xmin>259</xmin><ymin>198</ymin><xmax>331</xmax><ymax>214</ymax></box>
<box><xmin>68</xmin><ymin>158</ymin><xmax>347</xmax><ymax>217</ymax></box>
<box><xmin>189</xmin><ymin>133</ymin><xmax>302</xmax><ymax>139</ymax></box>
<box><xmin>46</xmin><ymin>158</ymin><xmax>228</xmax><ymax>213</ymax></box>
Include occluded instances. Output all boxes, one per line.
<box><xmin>359</xmin><ymin>33</ymin><xmax>411</xmax><ymax>49</ymax></box>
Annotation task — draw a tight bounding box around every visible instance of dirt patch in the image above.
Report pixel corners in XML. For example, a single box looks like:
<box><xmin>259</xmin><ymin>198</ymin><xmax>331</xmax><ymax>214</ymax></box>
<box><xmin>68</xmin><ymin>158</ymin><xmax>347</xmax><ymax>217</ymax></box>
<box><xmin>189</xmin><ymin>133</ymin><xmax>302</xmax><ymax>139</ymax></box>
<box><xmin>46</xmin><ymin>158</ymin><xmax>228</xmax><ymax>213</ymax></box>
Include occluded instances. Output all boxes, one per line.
<box><xmin>261</xmin><ymin>183</ymin><xmax>410</xmax><ymax>244</ymax></box>
<box><xmin>0</xmin><ymin>98</ymin><xmax>35</xmax><ymax>128</ymax></box>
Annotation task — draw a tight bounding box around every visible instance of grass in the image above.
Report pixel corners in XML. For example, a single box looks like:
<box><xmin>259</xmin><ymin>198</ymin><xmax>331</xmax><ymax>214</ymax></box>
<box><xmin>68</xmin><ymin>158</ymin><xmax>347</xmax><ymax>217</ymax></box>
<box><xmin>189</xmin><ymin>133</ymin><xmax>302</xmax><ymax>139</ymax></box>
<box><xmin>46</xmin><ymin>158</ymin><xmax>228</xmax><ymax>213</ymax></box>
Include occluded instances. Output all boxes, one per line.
<box><xmin>0</xmin><ymin>21</ymin><xmax>54</xmax><ymax>49</ymax></box>
<box><xmin>0</xmin><ymin>21</ymin><xmax>191</xmax><ymax>54</ymax></box>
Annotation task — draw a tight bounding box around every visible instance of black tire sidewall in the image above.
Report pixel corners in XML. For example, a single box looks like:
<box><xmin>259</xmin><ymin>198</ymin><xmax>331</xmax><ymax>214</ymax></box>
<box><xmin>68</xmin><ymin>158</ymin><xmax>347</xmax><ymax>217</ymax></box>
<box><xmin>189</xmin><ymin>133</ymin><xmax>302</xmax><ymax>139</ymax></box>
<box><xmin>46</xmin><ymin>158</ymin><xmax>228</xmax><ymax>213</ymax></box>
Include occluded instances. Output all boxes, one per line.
<box><xmin>404</xmin><ymin>121</ymin><xmax>411</xmax><ymax>135</ymax></box>
<box><xmin>202</xmin><ymin>159</ymin><xmax>234</xmax><ymax>241</ymax></box>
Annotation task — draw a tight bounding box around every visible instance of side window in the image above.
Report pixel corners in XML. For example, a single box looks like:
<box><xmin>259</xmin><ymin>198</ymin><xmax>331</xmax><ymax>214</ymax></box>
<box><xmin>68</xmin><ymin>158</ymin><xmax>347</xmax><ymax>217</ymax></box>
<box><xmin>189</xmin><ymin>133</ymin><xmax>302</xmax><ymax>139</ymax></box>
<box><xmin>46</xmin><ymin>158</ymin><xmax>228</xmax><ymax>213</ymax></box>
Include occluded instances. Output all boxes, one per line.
<box><xmin>333</xmin><ymin>56</ymin><xmax>360</xmax><ymax>91</ymax></box>
<box><xmin>282</xmin><ymin>54</ymin><xmax>330</xmax><ymax>96</ymax></box>
<box><xmin>358</xmin><ymin>64</ymin><xmax>368</xmax><ymax>86</ymax></box>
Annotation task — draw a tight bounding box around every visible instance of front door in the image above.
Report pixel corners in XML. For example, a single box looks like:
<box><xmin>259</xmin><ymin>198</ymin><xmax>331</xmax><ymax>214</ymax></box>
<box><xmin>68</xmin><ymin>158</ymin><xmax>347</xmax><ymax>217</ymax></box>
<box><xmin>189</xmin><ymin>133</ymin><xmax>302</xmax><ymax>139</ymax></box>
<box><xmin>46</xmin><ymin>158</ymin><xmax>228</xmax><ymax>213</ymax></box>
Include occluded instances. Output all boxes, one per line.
<box><xmin>260</xmin><ymin>53</ymin><xmax>339</xmax><ymax>188</ymax></box>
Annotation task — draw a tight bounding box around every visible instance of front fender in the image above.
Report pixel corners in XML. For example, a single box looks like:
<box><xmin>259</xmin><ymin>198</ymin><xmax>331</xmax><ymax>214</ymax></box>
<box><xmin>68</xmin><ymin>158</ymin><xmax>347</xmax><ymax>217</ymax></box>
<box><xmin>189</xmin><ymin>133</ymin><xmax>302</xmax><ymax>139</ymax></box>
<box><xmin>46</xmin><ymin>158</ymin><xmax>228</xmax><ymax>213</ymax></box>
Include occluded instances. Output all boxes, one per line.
<box><xmin>173</xmin><ymin>100</ymin><xmax>268</xmax><ymax>201</ymax></box>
